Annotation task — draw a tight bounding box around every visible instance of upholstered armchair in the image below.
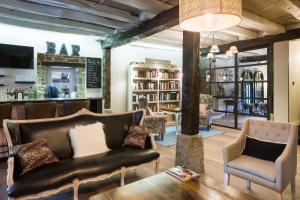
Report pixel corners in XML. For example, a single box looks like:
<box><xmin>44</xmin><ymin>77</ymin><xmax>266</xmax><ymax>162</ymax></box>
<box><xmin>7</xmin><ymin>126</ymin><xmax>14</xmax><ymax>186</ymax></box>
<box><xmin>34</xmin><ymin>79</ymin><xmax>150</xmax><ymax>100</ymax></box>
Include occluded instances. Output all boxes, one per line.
<box><xmin>223</xmin><ymin>119</ymin><xmax>298</xmax><ymax>200</ymax></box>
<box><xmin>199</xmin><ymin>94</ymin><xmax>214</xmax><ymax>131</ymax></box>
<box><xmin>138</xmin><ymin>96</ymin><xmax>166</xmax><ymax>140</ymax></box>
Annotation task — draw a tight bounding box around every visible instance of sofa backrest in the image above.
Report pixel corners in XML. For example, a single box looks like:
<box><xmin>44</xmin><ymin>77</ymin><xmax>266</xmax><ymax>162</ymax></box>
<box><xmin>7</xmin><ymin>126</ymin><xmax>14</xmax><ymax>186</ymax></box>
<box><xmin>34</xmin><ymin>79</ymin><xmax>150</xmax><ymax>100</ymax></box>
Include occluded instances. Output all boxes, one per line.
<box><xmin>247</xmin><ymin>119</ymin><xmax>296</xmax><ymax>144</ymax></box>
<box><xmin>4</xmin><ymin>109</ymin><xmax>145</xmax><ymax>160</ymax></box>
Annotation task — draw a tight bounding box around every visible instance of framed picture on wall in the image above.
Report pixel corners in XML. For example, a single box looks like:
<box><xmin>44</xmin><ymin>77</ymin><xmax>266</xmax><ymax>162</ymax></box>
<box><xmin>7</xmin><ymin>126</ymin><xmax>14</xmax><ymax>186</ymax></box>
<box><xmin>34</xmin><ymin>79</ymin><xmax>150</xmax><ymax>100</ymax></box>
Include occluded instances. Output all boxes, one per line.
<box><xmin>52</xmin><ymin>71</ymin><xmax>61</xmax><ymax>83</ymax></box>
<box><xmin>61</xmin><ymin>72</ymin><xmax>70</xmax><ymax>83</ymax></box>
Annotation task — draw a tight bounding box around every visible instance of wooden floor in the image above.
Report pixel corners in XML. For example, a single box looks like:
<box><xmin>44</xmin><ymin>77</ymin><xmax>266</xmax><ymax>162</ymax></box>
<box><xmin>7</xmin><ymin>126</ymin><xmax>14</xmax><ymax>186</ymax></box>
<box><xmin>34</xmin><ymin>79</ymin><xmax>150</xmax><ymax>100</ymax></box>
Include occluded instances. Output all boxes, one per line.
<box><xmin>0</xmin><ymin>126</ymin><xmax>299</xmax><ymax>200</ymax></box>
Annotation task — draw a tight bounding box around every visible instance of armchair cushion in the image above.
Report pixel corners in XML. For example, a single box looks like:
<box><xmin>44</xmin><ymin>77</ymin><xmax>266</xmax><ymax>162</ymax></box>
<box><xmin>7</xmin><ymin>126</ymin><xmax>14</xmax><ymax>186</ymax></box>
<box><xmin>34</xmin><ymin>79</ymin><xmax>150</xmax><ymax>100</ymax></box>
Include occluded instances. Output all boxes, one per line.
<box><xmin>228</xmin><ymin>155</ymin><xmax>276</xmax><ymax>182</ymax></box>
<box><xmin>199</xmin><ymin>104</ymin><xmax>208</xmax><ymax>116</ymax></box>
<box><xmin>143</xmin><ymin>115</ymin><xmax>166</xmax><ymax>135</ymax></box>
<box><xmin>242</xmin><ymin>137</ymin><xmax>286</xmax><ymax>162</ymax></box>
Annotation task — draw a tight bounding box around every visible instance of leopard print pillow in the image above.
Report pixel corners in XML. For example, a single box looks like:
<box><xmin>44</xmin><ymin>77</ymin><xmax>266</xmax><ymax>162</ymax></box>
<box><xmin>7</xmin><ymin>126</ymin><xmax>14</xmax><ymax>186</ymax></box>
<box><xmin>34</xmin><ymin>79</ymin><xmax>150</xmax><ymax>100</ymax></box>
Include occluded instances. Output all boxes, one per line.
<box><xmin>9</xmin><ymin>139</ymin><xmax>59</xmax><ymax>176</ymax></box>
<box><xmin>122</xmin><ymin>125</ymin><xmax>151</xmax><ymax>149</ymax></box>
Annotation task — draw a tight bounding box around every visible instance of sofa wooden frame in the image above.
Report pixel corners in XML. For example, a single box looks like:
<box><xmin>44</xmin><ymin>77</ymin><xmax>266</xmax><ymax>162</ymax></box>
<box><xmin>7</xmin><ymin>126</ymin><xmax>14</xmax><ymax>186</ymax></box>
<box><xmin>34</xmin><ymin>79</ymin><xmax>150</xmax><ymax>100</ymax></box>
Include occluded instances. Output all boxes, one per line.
<box><xmin>3</xmin><ymin>109</ymin><xmax>160</xmax><ymax>200</ymax></box>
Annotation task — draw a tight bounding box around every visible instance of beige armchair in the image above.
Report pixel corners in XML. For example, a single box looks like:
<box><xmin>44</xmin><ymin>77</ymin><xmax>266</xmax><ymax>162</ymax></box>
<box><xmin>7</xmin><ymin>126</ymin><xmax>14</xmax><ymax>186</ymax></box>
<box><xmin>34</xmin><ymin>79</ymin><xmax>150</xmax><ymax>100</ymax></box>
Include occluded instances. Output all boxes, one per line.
<box><xmin>223</xmin><ymin>119</ymin><xmax>298</xmax><ymax>200</ymax></box>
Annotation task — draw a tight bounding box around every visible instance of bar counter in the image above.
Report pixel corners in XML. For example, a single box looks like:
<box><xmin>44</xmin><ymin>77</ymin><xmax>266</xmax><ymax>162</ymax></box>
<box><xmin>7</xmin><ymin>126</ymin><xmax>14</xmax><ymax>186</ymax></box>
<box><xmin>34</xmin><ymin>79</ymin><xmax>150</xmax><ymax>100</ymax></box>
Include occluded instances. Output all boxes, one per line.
<box><xmin>0</xmin><ymin>97</ymin><xmax>103</xmax><ymax>120</ymax></box>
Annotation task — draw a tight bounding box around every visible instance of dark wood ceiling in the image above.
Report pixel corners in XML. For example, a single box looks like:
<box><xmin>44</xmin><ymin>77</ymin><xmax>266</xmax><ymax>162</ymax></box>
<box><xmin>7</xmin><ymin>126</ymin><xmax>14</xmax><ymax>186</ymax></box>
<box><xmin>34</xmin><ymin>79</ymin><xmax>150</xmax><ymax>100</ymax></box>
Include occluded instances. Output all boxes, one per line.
<box><xmin>0</xmin><ymin>0</ymin><xmax>299</xmax><ymax>46</ymax></box>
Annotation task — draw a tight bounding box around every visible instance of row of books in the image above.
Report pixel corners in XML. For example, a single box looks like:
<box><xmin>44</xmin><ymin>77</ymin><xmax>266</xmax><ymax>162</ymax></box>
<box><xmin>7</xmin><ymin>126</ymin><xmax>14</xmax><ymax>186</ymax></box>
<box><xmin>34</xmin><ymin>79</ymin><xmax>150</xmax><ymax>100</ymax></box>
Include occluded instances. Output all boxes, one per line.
<box><xmin>159</xmin><ymin>93</ymin><xmax>180</xmax><ymax>101</ymax></box>
<box><xmin>160</xmin><ymin>70</ymin><xmax>180</xmax><ymax>79</ymax></box>
<box><xmin>160</xmin><ymin>103</ymin><xmax>178</xmax><ymax>109</ymax></box>
<box><xmin>160</xmin><ymin>81</ymin><xmax>180</xmax><ymax>90</ymax></box>
<box><xmin>133</xmin><ymin>82</ymin><xmax>157</xmax><ymax>90</ymax></box>
<box><xmin>132</xmin><ymin>94</ymin><xmax>157</xmax><ymax>103</ymax></box>
<box><xmin>133</xmin><ymin>70</ymin><xmax>158</xmax><ymax>78</ymax></box>
<box><xmin>134</xmin><ymin>105</ymin><xmax>158</xmax><ymax>112</ymax></box>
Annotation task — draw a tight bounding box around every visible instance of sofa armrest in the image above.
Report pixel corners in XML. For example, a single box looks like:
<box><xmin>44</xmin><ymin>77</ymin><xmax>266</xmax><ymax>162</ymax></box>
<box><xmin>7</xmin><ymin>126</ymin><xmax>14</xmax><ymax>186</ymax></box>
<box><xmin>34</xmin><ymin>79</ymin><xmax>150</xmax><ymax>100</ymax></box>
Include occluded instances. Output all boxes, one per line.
<box><xmin>223</xmin><ymin>126</ymin><xmax>247</xmax><ymax>170</ymax></box>
<box><xmin>275</xmin><ymin>125</ymin><xmax>298</xmax><ymax>192</ymax></box>
<box><xmin>7</xmin><ymin>157</ymin><xmax>14</xmax><ymax>187</ymax></box>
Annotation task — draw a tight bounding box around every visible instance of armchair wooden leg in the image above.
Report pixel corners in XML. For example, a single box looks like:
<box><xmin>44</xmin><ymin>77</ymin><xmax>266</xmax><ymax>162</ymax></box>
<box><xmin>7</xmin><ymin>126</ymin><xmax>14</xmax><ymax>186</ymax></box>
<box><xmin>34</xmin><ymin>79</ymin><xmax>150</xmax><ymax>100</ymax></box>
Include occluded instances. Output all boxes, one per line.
<box><xmin>73</xmin><ymin>179</ymin><xmax>79</xmax><ymax>200</ymax></box>
<box><xmin>246</xmin><ymin>180</ymin><xmax>251</xmax><ymax>189</ymax></box>
<box><xmin>224</xmin><ymin>173</ymin><xmax>230</xmax><ymax>185</ymax></box>
<box><xmin>291</xmin><ymin>177</ymin><xmax>296</xmax><ymax>200</ymax></box>
<box><xmin>155</xmin><ymin>159</ymin><xmax>160</xmax><ymax>174</ymax></box>
<box><xmin>120</xmin><ymin>167</ymin><xmax>126</xmax><ymax>186</ymax></box>
<box><xmin>276</xmin><ymin>192</ymin><xmax>283</xmax><ymax>200</ymax></box>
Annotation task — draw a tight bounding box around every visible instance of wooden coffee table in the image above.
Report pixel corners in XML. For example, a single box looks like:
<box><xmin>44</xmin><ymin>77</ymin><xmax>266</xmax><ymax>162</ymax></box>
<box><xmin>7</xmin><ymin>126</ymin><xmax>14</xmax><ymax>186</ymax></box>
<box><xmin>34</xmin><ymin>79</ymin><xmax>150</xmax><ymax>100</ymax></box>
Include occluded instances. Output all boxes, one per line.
<box><xmin>90</xmin><ymin>173</ymin><xmax>257</xmax><ymax>200</ymax></box>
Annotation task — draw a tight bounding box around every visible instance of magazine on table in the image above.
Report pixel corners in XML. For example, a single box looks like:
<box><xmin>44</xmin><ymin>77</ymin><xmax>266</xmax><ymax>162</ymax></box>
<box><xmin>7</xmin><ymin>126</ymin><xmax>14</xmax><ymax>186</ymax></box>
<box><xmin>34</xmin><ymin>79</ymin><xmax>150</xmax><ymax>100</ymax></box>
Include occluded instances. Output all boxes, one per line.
<box><xmin>165</xmin><ymin>166</ymin><xmax>200</xmax><ymax>182</ymax></box>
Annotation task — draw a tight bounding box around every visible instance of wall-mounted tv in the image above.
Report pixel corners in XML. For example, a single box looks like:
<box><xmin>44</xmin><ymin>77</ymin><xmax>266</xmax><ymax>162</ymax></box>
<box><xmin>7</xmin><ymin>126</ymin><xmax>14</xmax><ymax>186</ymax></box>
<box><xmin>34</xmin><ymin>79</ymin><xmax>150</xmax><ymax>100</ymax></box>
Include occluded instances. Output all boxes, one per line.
<box><xmin>0</xmin><ymin>43</ymin><xmax>34</xmax><ymax>69</ymax></box>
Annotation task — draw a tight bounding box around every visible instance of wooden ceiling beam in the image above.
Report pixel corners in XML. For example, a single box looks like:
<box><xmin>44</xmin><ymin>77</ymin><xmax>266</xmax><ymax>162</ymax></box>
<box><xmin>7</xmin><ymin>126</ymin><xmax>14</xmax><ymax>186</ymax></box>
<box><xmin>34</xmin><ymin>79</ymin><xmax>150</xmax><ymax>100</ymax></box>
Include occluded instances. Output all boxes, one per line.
<box><xmin>101</xmin><ymin>5</ymin><xmax>179</xmax><ymax>48</ymax></box>
<box><xmin>24</xmin><ymin>0</ymin><xmax>138</xmax><ymax>23</ymax></box>
<box><xmin>0</xmin><ymin>7</ymin><xmax>113</xmax><ymax>35</ymax></box>
<box><xmin>241</xmin><ymin>10</ymin><xmax>286</xmax><ymax>35</ymax></box>
<box><xmin>271</xmin><ymin>0</ymin><xmax>300</xmax><ymax>20</ymax></box>
<box><xmin>0</xmin><ymin>0</ymin><xmax>128</xmax><ymax>29</ymax></box>
<box><xmin>110</xmin><ymin>0</ymin><xmax>173</xmax><ymax>14</ymax></box>
<box><xmin>222</xmin><ymin>26</ymin><xmax>259</xmax><ymax>39</ymax></box>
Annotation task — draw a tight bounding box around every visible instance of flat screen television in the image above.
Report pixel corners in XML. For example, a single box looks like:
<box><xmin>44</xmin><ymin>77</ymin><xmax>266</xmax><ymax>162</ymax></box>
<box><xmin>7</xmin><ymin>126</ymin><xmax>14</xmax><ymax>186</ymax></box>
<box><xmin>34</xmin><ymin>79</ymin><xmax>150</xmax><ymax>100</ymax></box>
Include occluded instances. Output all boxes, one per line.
<box><xmin>0</xmin><ymin>43</ymin><xmax>34</xmax><ymax>69</ymax></box>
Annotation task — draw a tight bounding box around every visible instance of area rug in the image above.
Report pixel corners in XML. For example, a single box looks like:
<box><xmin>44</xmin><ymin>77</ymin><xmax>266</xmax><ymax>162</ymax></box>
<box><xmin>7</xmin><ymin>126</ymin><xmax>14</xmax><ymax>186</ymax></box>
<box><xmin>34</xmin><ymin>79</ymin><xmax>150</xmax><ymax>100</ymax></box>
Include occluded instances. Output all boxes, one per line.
<box><xmin>156</xmin><ymin>126</ymin><xmax>224</xmax><ymax>147</ymax></box>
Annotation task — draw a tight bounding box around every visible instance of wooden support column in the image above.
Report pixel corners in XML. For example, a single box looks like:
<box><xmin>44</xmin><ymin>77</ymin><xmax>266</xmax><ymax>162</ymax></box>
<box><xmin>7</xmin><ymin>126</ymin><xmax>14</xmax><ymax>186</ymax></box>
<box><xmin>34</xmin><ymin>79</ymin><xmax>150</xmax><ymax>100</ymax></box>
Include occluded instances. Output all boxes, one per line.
<box><xmin>176</xmin><ymin>31</ymin><xmax>204</xmax><ymax>174</ymax></box>
<box><xmin>181</xmin><ymin>30</ymin><xmax>200</xmax><ymax>135</ymax></box>
<box><xmin>102</xmin><ymin>48</ymin><xmax>111</xmax><ymax>109</ymax></box>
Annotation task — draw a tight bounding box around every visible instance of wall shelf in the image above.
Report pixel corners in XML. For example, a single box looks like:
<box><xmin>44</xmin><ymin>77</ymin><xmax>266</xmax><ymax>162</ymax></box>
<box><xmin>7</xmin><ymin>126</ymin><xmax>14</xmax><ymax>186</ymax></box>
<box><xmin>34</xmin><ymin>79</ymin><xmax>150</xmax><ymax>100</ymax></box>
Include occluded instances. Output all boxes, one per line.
<box><xmin>15</xmin><ymin>81</ymin><xmax>36</xmax><ymax>84</ymax></box>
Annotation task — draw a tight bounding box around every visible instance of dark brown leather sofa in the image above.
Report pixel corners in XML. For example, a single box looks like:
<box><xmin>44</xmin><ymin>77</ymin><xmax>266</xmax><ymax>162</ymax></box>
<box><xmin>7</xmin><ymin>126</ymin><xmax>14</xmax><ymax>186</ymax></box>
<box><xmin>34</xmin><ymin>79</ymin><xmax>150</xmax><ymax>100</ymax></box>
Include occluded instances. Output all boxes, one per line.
<box><xmin>3</xmin><ymin>109</ymin><xmax>160</xmax><ymax>200</ymax></box>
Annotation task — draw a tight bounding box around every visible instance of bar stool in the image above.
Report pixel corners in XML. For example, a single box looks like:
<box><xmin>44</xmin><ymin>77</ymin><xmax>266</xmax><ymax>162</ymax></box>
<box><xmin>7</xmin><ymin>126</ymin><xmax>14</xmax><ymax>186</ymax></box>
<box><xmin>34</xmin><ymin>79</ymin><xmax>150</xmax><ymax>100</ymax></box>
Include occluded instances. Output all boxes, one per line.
<box><xmin>0</xmin><ymin>103</ymin><xmax>12</xmax><ymax>158</ymax></box>
<box><xmin>62</xmin><ymin>100</ymin><xmax>90</xmax><ymax>116</ymax></box>
<box><xmin>25</xmin><ymin>102</ymin><xmax>57</xmax><ymax>119</ymax></box>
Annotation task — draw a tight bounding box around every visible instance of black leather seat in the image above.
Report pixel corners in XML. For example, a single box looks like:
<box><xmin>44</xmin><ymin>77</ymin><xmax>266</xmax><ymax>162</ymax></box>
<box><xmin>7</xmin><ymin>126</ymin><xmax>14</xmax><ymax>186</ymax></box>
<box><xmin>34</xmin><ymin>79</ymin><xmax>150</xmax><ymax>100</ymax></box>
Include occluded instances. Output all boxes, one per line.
<box><xmin>122</xmin><ymin>148</ymin><xmax>160</xmax><ymax>167</ymax></box>
<box><xmin>8</xmin><ymin>147</ymin><xmax>159</xmax><ymax>198</ymax></box>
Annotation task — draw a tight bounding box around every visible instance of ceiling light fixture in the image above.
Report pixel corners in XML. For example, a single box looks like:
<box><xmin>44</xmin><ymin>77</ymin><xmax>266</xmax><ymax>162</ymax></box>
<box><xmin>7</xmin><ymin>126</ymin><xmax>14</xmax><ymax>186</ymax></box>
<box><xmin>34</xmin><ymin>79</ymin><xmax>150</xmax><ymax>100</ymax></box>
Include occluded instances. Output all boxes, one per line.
<box><xmin>179</xmin><ymin>0</ymin><xmax>242</xmax><ymax>32</ymax></box>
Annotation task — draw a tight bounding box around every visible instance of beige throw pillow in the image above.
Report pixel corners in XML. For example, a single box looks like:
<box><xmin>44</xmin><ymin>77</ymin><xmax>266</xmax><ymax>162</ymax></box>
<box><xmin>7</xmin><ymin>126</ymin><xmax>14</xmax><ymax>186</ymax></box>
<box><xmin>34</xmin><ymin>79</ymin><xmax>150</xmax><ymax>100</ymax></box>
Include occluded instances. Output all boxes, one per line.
<box><xmin>69</xmin><ymin>122</ymin><xmax>109</xmax><ymax>158</ymax></box>
<box><xmin>199</xmin><ymin>104</ymin><xmax>208</xmax><ymax>116</ymax></box>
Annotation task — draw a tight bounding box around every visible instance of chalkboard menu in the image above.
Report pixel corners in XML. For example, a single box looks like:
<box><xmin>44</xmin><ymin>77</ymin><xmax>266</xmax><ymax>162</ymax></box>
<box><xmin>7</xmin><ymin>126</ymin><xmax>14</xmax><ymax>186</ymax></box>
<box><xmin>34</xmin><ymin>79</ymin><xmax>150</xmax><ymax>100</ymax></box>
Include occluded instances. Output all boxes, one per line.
<box><xmin>86</xmin><ymin>57</ymin><xmax>101</xmax><ymax>88</ymax></box>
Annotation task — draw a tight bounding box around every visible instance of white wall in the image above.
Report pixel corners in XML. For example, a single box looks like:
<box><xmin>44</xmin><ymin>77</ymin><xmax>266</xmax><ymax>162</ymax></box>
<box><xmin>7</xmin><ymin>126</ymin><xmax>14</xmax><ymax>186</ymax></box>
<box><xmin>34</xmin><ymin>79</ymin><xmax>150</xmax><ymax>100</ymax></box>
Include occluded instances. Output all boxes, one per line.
<box><xmin>274</xmin><ymin>41</ymin><xmax>289</xmax><ymax>123</ymax></box>
<box><xmin>289</xmin><ymin>39</ymin><xmax>300</xmax><ymax>124</ymax></box>
<box><xmin>111</xmin><ymin>43</ymin><xmax>182</xmax><ymax>113</ymax></box>
<box><xmin>0</xmin><ymin>23</ymin><xmax>102</xmax><ymax>97</ymax></box>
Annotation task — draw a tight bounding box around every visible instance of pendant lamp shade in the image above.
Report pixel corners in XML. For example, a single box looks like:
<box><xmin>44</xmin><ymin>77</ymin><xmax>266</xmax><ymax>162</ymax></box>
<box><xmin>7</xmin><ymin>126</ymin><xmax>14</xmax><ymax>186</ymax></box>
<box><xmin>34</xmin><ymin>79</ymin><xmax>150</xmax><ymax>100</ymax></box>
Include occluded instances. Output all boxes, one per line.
<box><xmin>210</xmin><ymin>45</ymin><xmax>220</xmax><ymax>53</ymax></box>
<box><xmin>179</xmin><ymin>0</ymin><xmax>242</xmax><ymax>32</ymax></box>
<box><xmin>229</xmin><ymin>45</ymin><xmax>239</xmax><ymax>54</ymax></box>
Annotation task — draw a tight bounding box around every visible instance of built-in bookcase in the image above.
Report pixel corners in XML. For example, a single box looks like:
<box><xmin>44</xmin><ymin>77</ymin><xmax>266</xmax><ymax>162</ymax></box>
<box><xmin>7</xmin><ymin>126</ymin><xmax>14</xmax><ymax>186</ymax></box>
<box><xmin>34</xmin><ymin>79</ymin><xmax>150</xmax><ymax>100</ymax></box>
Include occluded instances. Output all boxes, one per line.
<box><xmin>128</xmin><ymin>58</ymin><xmax>181</xmax><ymax>124</ymax></box>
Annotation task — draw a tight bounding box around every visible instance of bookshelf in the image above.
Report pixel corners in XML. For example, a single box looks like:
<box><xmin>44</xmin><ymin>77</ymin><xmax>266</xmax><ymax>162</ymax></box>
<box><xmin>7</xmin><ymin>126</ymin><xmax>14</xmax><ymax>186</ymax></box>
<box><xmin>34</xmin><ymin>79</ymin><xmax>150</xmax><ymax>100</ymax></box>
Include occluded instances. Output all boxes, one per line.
<box><xmin>128</xmin><ymin>58</ymin><xmax>181</xmax><ymax>124</ymax></box>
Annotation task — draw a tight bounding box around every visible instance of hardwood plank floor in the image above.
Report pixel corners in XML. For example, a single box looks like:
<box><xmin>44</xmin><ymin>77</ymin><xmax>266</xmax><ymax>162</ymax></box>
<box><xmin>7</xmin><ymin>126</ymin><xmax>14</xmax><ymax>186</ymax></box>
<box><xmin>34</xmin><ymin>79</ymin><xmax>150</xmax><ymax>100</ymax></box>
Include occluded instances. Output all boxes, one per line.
<box><xmin>0</xmin><ymin>126</ymin><xmax>299</xmax><ymax>200</ymax></box>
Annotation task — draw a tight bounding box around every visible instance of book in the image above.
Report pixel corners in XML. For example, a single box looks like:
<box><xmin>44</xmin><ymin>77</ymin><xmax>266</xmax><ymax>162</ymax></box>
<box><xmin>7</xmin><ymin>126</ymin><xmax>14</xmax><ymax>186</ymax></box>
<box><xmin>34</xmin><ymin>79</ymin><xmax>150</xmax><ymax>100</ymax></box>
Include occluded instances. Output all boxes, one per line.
<box><xmin>165</xmin><ymin>166</ymin><xmax>200</xmax><ymax>182</ymax></box>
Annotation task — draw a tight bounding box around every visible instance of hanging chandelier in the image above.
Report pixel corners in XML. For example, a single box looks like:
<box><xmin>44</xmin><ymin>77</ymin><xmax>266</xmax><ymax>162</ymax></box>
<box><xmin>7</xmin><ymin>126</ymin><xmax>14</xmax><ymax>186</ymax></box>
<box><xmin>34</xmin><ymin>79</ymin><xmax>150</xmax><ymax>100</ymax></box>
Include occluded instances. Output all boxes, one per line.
<box><xmin>204</xmin><ymin>32</ymin><xmax>239</xmax><ymax>59</ymax></box>
<box><xmin>179</xmin><ymin>0</ymin><xmax>242</xmax><ymax>32</ymax></box>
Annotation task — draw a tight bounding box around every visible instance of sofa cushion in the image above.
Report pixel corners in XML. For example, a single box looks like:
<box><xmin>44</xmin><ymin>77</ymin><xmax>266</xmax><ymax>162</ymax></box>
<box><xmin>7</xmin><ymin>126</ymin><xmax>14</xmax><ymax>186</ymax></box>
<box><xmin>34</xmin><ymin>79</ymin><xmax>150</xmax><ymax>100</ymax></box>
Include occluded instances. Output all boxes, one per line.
<box><xmin>8</xmin><ymin>147</ymin><xmax>159</xmax><ymax>197</ymax></box>
<box><xmin>69</xmin><ymin>122</ymin><xmax>109</xmax><ymax>158</ymax></box>
<box><xmin>8</xmin><ymin>158</ymin><xmax>77</xmax><ymax>198</ymax></box>
<box><xmin>123</xmin><ymin>125</ymin><xmax>151</xmax><ymax>149</ymax></box>
<box><xmin>228</xmin><ymin>155</ymin><xmax>276</xmax><ymax>182</ymax></box>
<box><xmin>9</xmin><ymin>139</ymin><xmax>59</xmax><ymax>176</ymax></box>
<box><xmin>123</xmin><ymin>148</ymin><xmax>160</xmax><ymax>167</ymax></box>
